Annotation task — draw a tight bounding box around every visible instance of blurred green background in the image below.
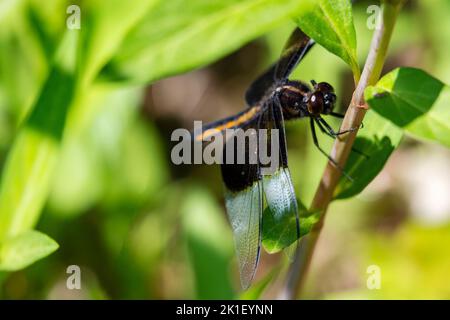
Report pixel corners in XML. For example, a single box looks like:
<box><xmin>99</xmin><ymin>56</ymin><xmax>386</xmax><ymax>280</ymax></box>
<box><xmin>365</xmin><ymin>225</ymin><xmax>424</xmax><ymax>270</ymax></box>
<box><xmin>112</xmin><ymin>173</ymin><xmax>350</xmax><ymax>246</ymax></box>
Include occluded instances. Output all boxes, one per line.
<box><xmin>0</xmin><ymin>0</ymin><xmax>449</xmax><ymax>299</ymax></box>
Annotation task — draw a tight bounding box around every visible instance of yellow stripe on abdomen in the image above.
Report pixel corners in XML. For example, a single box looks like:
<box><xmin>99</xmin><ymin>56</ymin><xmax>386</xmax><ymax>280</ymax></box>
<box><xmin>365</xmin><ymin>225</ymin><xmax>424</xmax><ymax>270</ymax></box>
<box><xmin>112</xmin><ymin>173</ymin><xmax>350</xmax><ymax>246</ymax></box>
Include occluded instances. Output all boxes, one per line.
<box><xmin>195</xmin><ymin>106</ymin><xmax>261</xmax><ymax>141</ymax></box>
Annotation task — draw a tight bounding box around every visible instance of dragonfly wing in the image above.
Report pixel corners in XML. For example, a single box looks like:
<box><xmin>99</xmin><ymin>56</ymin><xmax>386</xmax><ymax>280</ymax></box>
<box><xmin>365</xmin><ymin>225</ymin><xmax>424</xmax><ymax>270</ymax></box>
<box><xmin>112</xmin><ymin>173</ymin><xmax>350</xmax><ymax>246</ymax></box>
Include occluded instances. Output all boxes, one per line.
<box><xmin>245</xmin><ymin>27</ymin><xmax>315</xmax><ymax>107</ymax></box>
<box><xmin>220</xmin><ymin>109</ymin><xmax>265</xmax><ymax>289</ymax></box>
<box><xmin>274</xmin><ymin>27</ymin><xmax>315</xmax><ymax>80</ymax></box>
<box><xmin>245</xmin><ymin>63</ymin><xmax>277</xmax><ymax>107</ymax></box>
<box><xmin>261</xmin><ymin>100</ymin><xmax>300</xmax><ymax>252</ymax></box>
<box><xmin>224</xmin><ymin>180</ymin><xmax>263</xmax><ymax>289</ymax></box>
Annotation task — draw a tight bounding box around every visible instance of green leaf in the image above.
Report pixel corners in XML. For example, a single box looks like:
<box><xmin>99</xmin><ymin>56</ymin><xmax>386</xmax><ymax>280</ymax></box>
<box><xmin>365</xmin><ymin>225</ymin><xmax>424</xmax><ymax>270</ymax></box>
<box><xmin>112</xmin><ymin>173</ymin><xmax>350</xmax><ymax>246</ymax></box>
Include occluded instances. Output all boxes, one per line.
<box><xmin>104</xmin><ymin>0</ymin><xmax>309</xmax><ymax>84</ymax></box>
<box><xmin>27</xmin><ymin>67</ymin><xmax>76</xmax><ymax>140</ymax></box>
<box><xmin>0</xmin><ymin>45</ymin><xmax>77</xmax><ymax>240</ymax></box>
<box><xmin>262</xmin><ymin>200</ymin><xmax>320</xmax><ymax>254</ymax></box>
<box><xmin>0</xmin><ymin>230</ymin><xmax>59</xmax><ymax>271</ymax></box>
<box><xmin>0</xmin><ymin>2</ymin><xmax>53</xmax><ymax>119</ymax></box>
<box><xmin>334</xmin><ymin>111</ymin><xmax>403</xmax><ymax>199</ymax></box>
<box><xmin>295</xmin><ymin>0</ymin><xmax>359</xmax><ymax>77</ymax></box>
<box><xmin>0</xmin><ymin>129</ymin><xmax>59</xmax><ymax>239</ymax></box>
<box><xmin>365</xmin><ymin>67</ymin><xmax>450</xmax><ymax>147</ymax></box>
<box><xmin>78</xmin><ymin>0</ymin><xmax>158</xmax><ymax>86</ymax></box>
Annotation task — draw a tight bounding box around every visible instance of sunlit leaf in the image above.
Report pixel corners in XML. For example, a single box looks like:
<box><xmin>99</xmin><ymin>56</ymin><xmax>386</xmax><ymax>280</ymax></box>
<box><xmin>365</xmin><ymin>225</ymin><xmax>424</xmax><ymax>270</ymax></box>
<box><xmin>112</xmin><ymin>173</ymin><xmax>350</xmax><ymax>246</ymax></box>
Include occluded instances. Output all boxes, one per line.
<box><xmin>78</xmin><ymin>0</ymin><xmax>158</xmax><ymax>86</ymax></box>
<box><xmin>0</xmin><ymin>230</ymin><xmax>59</xmax><ymax>271</ymax></box>
<box><xmin>334</xmin><ymin>111</ymin><xmax>403</xmax><ymax>199</ymax></box>
<box><xmin>104</xmin><ymin>0</ymin><xmax>309</xmax><ymax>83</ymax></box>
<box><xmin>365</xmin><ymin>67</ymin><xmax>450</xmax><ymax>147</ymax></box>
<box><xmin>262</xmin><ymin>200</ymin><xmax>320</xmax><ymax>254</ymax></box>
<box><xmin>0</xmin><ymin>40</ymin><xmax>77</xmax><ymax>240</ymax></box>
<box><xmin>0</xmin><ymin>130</ymin><xmax>59</xmax><ymax>239</ymax></box>
<box><xmin>295</xmin><ymin>0</ymin><xmax>359</xmax><ymax>77</ymax></box>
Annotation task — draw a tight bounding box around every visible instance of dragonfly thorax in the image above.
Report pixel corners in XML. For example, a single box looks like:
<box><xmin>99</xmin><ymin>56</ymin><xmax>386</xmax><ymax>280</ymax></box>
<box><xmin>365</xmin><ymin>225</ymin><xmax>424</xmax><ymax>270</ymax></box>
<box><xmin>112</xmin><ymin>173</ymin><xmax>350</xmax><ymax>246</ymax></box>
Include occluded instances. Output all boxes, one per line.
<box><xmin>277</xmin><ymin>80</ymin><xmax>311</xmax><ymax>119</ymax></box>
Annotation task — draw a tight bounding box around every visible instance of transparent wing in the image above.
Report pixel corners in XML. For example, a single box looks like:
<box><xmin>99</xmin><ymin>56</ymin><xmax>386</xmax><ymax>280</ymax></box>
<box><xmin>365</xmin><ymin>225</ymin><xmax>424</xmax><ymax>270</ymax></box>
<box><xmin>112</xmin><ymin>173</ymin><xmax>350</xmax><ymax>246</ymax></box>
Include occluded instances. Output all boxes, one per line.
<box><xmin>224</xmin><ymin>181</ymin><xmax>263</xmax><ymax>289</ymax></box>
<box><xmin>261</xmin><ymin>100</ymin><xmax>300</xmax><ymax>254</ymax></box>
<box><xmin>262</xmin><ymin>168</ymin><xmax>299</xmax><ymax>251</ymax></box>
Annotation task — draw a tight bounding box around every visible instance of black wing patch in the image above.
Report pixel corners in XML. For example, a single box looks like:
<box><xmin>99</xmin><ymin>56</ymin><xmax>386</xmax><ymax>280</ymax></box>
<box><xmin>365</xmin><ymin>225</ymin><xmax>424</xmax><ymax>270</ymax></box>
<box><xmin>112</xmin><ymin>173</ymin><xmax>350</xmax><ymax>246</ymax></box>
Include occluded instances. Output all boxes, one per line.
<box><xmin>244</xmin><ymin>63</ymin><xmax>277</xmax><ymax>107</ymax></box>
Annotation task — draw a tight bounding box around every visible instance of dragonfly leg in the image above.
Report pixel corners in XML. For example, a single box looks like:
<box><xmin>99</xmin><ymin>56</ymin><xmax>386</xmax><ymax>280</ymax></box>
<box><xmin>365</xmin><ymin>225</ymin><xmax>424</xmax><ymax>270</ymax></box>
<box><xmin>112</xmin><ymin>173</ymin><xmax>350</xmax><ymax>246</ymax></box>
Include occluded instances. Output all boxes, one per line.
<box><xmin>318</xmin><ymin>117</ymin><xmax>356</xmax><ymax>136</ymax></box>
<box><xmin>310</xmin><ymin>118</ymin><xmax>353</xmax><ymax>181</ymax></box>
<box><xmin>315</xmin><ymin>118</ymin><xmax>369</xmax><ymax>159</ymax></box>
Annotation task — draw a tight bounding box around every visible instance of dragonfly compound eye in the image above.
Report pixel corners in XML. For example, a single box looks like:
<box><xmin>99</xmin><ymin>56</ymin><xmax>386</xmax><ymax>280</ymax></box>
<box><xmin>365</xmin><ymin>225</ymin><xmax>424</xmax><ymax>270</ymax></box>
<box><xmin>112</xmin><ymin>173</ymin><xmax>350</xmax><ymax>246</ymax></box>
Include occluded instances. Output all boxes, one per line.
<box><xmin>307</xmin><ymin>92</ymin><xmax>324</xmax><ymax>115</ymax></box>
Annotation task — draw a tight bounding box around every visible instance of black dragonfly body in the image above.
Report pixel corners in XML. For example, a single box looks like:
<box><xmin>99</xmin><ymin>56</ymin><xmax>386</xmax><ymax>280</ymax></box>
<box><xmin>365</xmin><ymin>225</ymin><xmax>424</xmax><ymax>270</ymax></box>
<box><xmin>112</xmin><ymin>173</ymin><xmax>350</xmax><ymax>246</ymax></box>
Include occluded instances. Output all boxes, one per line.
<box><xmin>194</xmin><ymin>27</ymin><xmax>350</xmax><ymax>289</ymax></box>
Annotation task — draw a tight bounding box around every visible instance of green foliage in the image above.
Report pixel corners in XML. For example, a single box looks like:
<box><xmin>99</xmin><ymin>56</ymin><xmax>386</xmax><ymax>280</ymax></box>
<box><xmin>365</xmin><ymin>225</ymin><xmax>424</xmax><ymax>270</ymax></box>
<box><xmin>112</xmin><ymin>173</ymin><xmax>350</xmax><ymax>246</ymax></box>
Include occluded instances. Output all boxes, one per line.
<box><xmin>0</xmin><ymin>230</ymin><xmax>58</xmax><ymax>271</ymax></box>
<box><xmin>77</xmin><ymin>0</ymin><xmax>158</xmax><ymax>86</ymax></box>
<box><xmin>48</xmin><ymin>87</ymin><xmax>168</xmax><ymax>216</ymax></box>
<box><xmin>334</xmin><ymin>111</ymin><xmax>403</xmax><ymax>199</ymax></box>
<box><xmin>365</xmin><ymin>67</ymin><xmax>450</xmax><ymax>147</ymax></box>
<box><xmin>295</xmin><ymin>0</ymin><xmax>359</xmax><ymax>78</ymax></box>
<box><xmin>0</xmin><ymin>32</ymin><xmax>78</xmax><ymax>243</ymax></box>
<box><xmin>262</xmin><ymin>200</ymin><xmax>320</xmax><ymax>254</ymax></box>
<box><xmin>0</xmin><ymin>130</ymin><xmax>59</xmax><ymax>240</ymax></box>
<box><xmin>105</xmin><ymin>0</ymin><xmax>309</xmax><ymax>84</ymax></box>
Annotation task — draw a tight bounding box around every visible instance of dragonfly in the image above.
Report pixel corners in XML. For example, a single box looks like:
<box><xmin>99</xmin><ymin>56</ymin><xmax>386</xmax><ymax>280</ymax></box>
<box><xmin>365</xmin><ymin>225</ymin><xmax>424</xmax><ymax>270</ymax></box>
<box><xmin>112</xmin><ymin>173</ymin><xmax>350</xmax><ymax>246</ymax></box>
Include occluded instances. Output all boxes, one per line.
<box><xmin>193</xmin><ymin>27</ymin><xmax>354</xmax><ymax>289</ymax></box>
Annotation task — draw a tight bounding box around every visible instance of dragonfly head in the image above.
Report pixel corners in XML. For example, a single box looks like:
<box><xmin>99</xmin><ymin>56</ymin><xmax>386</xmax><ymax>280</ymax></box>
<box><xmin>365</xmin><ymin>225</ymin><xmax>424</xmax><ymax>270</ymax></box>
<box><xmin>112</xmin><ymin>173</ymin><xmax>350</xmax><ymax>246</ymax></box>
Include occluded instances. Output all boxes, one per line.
<box><xmin>307</xmin><ymin>80</ymin><xmax>336</xmax><ymax>116</ymax></box>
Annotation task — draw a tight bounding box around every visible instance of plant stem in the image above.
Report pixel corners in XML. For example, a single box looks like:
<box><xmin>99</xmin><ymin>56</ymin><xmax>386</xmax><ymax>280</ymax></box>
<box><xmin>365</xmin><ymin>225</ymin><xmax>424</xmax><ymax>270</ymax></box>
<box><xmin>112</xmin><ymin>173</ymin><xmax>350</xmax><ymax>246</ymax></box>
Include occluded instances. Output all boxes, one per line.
<box><xmin>279</xmin><ymin>0</ymin><xmax>403</xmax><ymax>300</ymax></box>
